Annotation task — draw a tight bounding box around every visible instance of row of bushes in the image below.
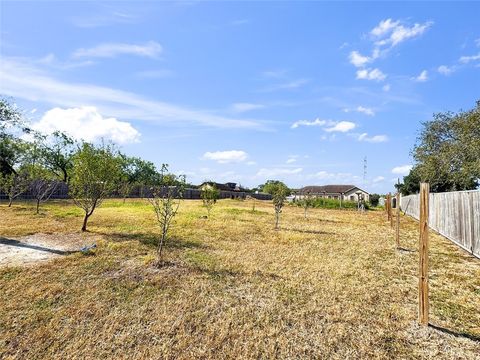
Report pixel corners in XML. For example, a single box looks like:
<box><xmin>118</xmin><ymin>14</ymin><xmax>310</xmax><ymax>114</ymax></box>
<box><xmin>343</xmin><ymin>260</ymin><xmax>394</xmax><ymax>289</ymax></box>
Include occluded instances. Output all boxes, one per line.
<box><xmin>292</xmin><ymin>197</ymin><xmax>371</xmax><ymax>210</ymax></box>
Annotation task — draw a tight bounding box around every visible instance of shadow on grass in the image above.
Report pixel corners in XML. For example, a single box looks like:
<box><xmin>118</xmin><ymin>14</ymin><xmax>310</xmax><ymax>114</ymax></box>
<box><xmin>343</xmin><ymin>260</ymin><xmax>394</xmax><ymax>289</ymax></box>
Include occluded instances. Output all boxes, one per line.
<box><xmin>0</xmin><ymin>237</ymin><xmax>76</xmax><ymax>255</ymax></box>
<box><xmin>429</xmin><ymin>324</ymin><xmax>480</xmax><ymax>342</ymax></box>
<box><xmin>96</xmin><ymin>231</ymin><xmax>207</xmax><ymax>250</ymax></box>
<box><xmin>397</xmin><ymin>247</ymin><xmax>415</xmax><ymax>253</ymax></box>
<box><xmin>281</xmin><ymin>228</ymin><xmax>334</xmax><ymax>235</ymax></box>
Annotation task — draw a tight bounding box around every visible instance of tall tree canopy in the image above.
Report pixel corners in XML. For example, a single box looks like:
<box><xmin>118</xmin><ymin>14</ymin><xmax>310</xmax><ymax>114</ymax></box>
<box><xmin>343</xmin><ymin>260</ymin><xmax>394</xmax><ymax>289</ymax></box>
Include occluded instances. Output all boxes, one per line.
<box><xmin>399</xmin><ymin>100</ymin><xmax>480</xmax><ymax>194</ymax></box>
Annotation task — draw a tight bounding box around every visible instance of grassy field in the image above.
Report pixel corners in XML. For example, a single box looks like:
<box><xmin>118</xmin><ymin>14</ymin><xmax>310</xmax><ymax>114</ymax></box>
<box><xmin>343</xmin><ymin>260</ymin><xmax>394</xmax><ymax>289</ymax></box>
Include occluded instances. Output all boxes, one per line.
<box><xmin>0</xmin><ymin>199</ymin><xmax>479</xmax><ymax>359</ymax></box>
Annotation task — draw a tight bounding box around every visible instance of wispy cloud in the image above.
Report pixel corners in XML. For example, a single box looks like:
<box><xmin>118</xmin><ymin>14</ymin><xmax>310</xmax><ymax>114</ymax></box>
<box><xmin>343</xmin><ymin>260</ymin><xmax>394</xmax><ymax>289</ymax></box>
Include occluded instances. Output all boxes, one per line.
<box><xmin>437</xmin><ymin>65</ymin><xmax>455</xmax><ymax>75</ymax></box>
<box><xmin>357</xmin><ymin>133</ymin><xmax>388</xmax><ymax>143</ymax></box>
<box><xmin>291</xmin><ymin>118</ymin><xmax>356</xmax><ymax>133</ymax></box>
<box><xmin>391</xmin><ymin>165</ymin><xmax>412</xmax><ymax>175</ymax></box>
<box><xmin>261</xmin><ymin>78</ymin><xmax>310</xmax><ymax>92</ymax></box>
<box><xmin>291</xmin><ymin>118</ymin><xmax>327</xmax><ymax>129</ymax></box>
<box><xmin>202</xmin><ymin>150</ymin><xmax>248</xmax><ymax>164</ymax></box>
<box><xmin>231</xmin><ymin>19</ymin><xmax>250</xmax><ymax>26</ymax></box>
<box><xmin>459</xmin><ymin>53</ymin><xmax>480</xmax><ymax>64</ymax></box>
<box><xmin>344</xmin><ymin>106</ymin><xmax>375</xmax><ymax>116</ymax></box>
<box><xmin>0</xmin><ymin>57</ymin><xmax>265</xmax><ymax>130</ymax></box>
<box><xmin>371</xmin><ymin>19</ymin><xmax>433</xmax><ymax>48</ymax></box>
<box><xmin>356</xmin><ymin>68</ymin><xmax>386</xmax><ymax>81</ymax></box>
<box><xmin>349</xmin><ymin>51</ymin><xmax>372</xmax><ymax>67</ymax></box>
<box><xmin>412</xmin><ymin>70</ymin><xmax>428</xmax><ymax>82</ymax></box>
<box><xmin>231</xmin><ymin>103</ymin><xmax>265</xmax><ymax>113</ymax></box>
<box><xmin>72</xmin><ymin>41</ymin><xmax>162</xmax><ymax>59</ymax></box>
<box><xmin>71</xmin><ymin>11</ymin><xmax>139</xmax><ymax>28</ymax></box>
<box><xmin>325</xmin><ymin>121</ymin><xmax>356</xmax><ymax>133</ymax></box>
<box><xmin>261</xmin><ymin>69</ymin><xmax>288</xmax><ymax>78</ymax></box>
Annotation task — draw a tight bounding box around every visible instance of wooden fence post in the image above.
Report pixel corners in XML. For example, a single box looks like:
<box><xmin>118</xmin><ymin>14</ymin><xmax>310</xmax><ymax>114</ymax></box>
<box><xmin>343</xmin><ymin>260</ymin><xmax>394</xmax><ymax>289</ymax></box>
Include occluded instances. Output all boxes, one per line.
<box><xmin>390</xmin><ymin>193</ymin><xmax>394</xmax><ymax>229</ymax></box>
<box><xmin>387</xmin><ymin>193</ymin><xmax>391</xmax><ymax>221</ymax></box>
<box><xmin>396</xmin><ymin>192</ymin><xmax>400</xmax><ymax>248</ymax></box>
<box><xmin>419</xmin><ymin>182</ymin><xmax>430</xmax><ymax>326</ymax></box>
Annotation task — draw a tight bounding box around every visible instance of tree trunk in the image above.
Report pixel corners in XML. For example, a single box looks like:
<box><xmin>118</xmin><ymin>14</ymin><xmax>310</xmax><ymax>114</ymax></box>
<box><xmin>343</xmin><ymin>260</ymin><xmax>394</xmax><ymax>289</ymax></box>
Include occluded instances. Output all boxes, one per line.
<box><xmin>81</xmin><ymin>213</ymin><xmax>90</xmax><ymax>232</ymax></box>
<box><xmin>275</xmin><ymin>211</ymin><xmax>280</xmax><ymax>229</ymax></box>
<box><xmin>36</xmin><ymin>199</ymin><xmax>40</xmax><ymax>214</ymax></box>
<box><xmin>8</xmin><ymin>198</ymin><xmax>12</xmax><ymax>207</ymax></box>
<box><xmin>304</xmin><ymin>207</ymin><xmax>307</xmax><ymax>219</ymax></box>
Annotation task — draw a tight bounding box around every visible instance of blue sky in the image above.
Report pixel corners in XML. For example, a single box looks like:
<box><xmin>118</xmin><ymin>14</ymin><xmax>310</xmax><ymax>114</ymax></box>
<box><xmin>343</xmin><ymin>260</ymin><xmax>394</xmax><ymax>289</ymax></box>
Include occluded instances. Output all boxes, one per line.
<box><xmin>1</xmin><ymin>1</ymin><xmax>479</xmax><ymax>193</ymax></box>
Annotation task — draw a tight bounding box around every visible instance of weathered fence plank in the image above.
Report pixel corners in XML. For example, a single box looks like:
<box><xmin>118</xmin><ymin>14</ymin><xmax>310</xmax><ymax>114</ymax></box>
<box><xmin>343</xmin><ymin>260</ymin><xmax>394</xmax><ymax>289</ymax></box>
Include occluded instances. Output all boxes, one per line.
<box><xmin>400</xmin><ymin>190</ymin><xmax>480</xmax><ymax>259</ymax></box>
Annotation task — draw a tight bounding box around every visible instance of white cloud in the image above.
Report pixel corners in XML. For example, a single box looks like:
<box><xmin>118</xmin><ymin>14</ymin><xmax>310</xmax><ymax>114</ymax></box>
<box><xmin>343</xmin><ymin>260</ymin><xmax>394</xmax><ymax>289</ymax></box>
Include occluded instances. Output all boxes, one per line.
<box><xmin>476</xmin><ymin>38</ymin><xmax>480</xmax><ymax>47</ymax></box>
<box><xmin>291</xmin><ymin>118</ymin><xmax>327</xmax><ymax>129</ymax></box>
<box><xmin>372</xmin><ymin>19</ymin><xmax>433</xmax><ymax>48</ymax></box>
<box><xmin>437</xmin><ymin>65</ymin><xmax>454</xmax><ymax>75</ymax></box>
<box><xmin>0</xmin><ymin>57</ymin><xmax>263</xmax><ymax>130</ymax></box>
<box><xmin>202</xmin><ymin>150</ymin><xmax>248</xmax><ymax>164</ymax></box>
<box><xmin>358</xmin><ymin>133</ymin><xmax>389</xmax><ymax>143</ymax></box>
<box><xmin>459</xmin><ymin>53</ymin><xmax>480</xmax><ymax>63</ymax></box>
<box><xmin>349</xmin><ymin>51</ymin><xmax>371</xmax><ymax>67</ymax></box>
<box><xmin>382</xmin><ymin>84</ymin><xmax>391</xmax><ymax>92</ymax></box>
<box><xmin>373</xmin><ymin>176</ymin><xmax>385</xmax><ymax>183</ymax></box>
<box><xmin>356</xmin><ymin>68</ymin><xmax>386</xmax><ymax>81</ymax></box>
<box><xmin>231</xmin><ymin>103</ymin><xmax>265</xmax><ymax>113</ymax></box>
<box><xmin>72</xmin><ymin>41</ymin><xmax>162</xmax><ymax>59</ymax></box>
<box><xmin>345</xmin><ymin>106</ymin><xmax>375</xmax><ymax>116</ymax></box>
<box><xmin>413</xmin><ymin>70</ymin><xmax>428</xmax><ymax>82</ymax></box>
<box><xmin>391</xmin><ymin>165</ymin><xmax>413</xmax><ymax>175</ymax></box>
<box><xmin>286</xmin><ymin>155</ymin><xmax>298</xmax><ymax>164</ymax></box>
<box><xmin>371</xmin><ymin>19</ymin><xmax>401</xmax><ymax>37</ymax></box>
<box><xmin>357</xmin><ymin>106</ymin><xmax>375</xmax><ymax>116</ymax></box>
<box><xmin>325</xmin><ymin>121</ymin><xmax>356</xmax><ymax>133</ymax></box>
<box><xmin>256</xmin><ymin>167</ymin><xmax>303</xmax><ymax>177</ymax></box>
<box><xmin>32</xmin><ymin>106</ymin><xmax>140</xmax><ymax>144</ymax></box>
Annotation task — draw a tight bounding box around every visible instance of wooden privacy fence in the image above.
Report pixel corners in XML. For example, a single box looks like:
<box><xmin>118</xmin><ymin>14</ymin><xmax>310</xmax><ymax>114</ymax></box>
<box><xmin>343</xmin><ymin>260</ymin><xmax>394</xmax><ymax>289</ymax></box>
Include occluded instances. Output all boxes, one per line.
<box><xmin>400</xmin><ymin>190</ymin><xmax>480</xmax><ymax>259</ymax></box>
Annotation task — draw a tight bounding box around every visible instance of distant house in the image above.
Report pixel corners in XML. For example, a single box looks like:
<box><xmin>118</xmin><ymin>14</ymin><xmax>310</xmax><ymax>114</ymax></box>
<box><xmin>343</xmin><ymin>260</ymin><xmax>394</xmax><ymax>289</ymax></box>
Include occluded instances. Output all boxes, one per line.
<box><xmin>295</xmin><ymin>185</ymin><xmax>369</xmax><ymax>202</ymax></box>
<box><xmin>198</xmin><ymin>182</ymin><xmax>244</xmax><ymax>192</ymax></box>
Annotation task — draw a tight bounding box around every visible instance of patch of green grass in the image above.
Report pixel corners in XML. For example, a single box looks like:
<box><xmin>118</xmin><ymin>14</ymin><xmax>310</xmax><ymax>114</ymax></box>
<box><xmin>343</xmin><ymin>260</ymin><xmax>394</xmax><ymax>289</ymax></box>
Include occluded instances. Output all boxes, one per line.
<box><xmin>184</xmin><ymin>249</ymin><xmax>217</xmax><ymax>270</ymax></box>
<box><xmin>223</xmin><ymin>208</ymin><xmax>268</xmax><ymax>216</ymax></box>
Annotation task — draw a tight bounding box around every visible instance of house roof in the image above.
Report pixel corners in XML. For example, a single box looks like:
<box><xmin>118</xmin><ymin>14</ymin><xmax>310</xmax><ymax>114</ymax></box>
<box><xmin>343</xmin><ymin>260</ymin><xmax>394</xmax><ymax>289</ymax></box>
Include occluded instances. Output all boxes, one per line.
<box><xmin>298</xmin><ymin>185</ymin><xmax>369</xmax><ymax>194</ymax></box>
<box><xmin>199</xmin><ymin>182</ymin><xmax>244</xmax><ymax>192</ymax></box>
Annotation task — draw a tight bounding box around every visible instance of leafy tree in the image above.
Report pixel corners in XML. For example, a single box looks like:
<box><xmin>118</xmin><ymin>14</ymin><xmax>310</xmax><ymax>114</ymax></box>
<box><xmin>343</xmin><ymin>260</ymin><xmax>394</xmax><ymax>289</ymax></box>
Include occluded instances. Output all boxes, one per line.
<box><xmin>300</xmin><ymin>189</ymin><xmax>314</xmax><ymax>219</ymax></box>
<box><xmin>0</xmin><ymin>97</ymin><xmax>24</xmax><ymax>133</ymax></box>
<box><xmin>69</xmin><ymin>142</ymin><xmax>121</xmax><ymax>231</ymax></box>
<box><xmin>368</xmin><ymin>193</ymin><xmax>381</xmax><ymax>207</ymax></box>
<box><xmin>200</xmin><ymin>182</ymin><xmax>219</xmax><ymax>217</ymax></box>
<box><xmin>263</xmin><ymin>180</ymin><xmax>290</xmax><ymax>229</ymax></box>
<box><xmin>148</xmin><ymin>164</ymin><xmax>186</xmax><ymax>266</ymax></box>
<box><xmin>395</xmin><ymin>166</ymin><xmax>421</xmax><ymax>195</ymax></box>
<box><xmin>0</xmin><ymin>171</ymin><xmax>29</xmax><ymax>206</ymax></box>
<box><xmin>118</xmin><ymin>154</ymin><xmax>162</xmax><ymax>198</ymax></box>
<box><xmin>39</xmin><ymin>131</ymin><xmax>76</xmax><ymax>183</ymax></box>
<box><xmin>409</xmin><ymin>100</ymin><xmax>480</xmax><ymax>192</ymax></box>
<box><xmin>0</xmin><ymin>98</ymin><xmax>30</xmax><ymax>177</ymax></box>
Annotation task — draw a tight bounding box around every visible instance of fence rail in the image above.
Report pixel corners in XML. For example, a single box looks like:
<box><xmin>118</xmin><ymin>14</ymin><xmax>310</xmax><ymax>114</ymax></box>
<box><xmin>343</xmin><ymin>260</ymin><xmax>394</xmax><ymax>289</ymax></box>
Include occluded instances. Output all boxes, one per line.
<box><xmin>400</xmin><ymin>190</ymin><xmax>480</xmax><ymax>259</ymax></box>
<box><xmin>0</xmin><ymin>182</ymin><xmax>272</xmax><ymax>201</ymax></box>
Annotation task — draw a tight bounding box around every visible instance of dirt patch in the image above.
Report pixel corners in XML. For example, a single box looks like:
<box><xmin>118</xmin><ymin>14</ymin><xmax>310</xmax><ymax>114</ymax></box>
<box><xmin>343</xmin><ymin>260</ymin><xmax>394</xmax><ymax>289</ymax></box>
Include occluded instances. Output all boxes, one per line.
<box><xmin>0</xmin><ymin>233</ymin><xmax>98</xmax><ymax>267</ymax></box>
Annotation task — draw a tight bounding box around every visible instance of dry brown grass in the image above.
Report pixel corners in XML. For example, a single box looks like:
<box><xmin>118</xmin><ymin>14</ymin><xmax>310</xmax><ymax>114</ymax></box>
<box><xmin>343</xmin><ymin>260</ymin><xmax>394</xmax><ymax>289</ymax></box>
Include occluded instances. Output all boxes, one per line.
<box><xmin>0</xmin><ymin>199</ymin><xmax>479</xmax><ymax>359</ymax></box>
